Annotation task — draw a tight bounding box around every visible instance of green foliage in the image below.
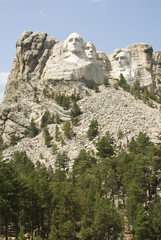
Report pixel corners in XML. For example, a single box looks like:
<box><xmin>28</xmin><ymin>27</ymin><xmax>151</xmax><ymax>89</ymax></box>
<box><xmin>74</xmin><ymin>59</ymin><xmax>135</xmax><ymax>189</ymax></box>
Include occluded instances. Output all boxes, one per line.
<box><xmin>149</xmin><ymin>90</ymin><xmax>159</xmax><ymax>102</ymax></box>
<box><xmin>113</xmin><ymin>82</ymin><xmax>119</xmax><ymax>89</ymax></box>
<box><xmin>60</xmin><ymin>135</ymin><xmax>65</xmax><ymax>146</ymax></box>
<box><xmin>88</xmin><ymin>81</ymin><xmax>99</xmax><ymax>92</ymax></box>
<box><xmin>87</xmin><ymin>119</ymin><xmax>99</xmax><ymax>140</ymax></box>
<box><xmin>43</xmin><ymin>126</ymin><xmax>52</xmax><ymax>147</ymax></box>
<box><xmin>96</xmin><ymin>132</ymin><xmax>114</xmax><ymax>158</ymax></box>
<box><xmin>0</xmin><ymin>151</ymin><xmax>3</xmax><ymax>162</ymax></box>
<box><xmin>35</xmin><ymin>235</ymin><xmax>43</xmax><ymax>240</ymax></box>
<box><xmin>133</xmin><ymin>205</ymin><xmax>151</xmax><ymax>240</ymax></box>
<box><xmin>93</xmin><ymin>85</ymin><xmax>99</xmax><ymax>92</ymax></box>
<box><xmin>71</xmin><ymin>91</ymin><xmax>81</xmax><ymax>102</ymax></box>
<box><xmin>88</xmin><ymin>81</ymin><xmax>95</xmax><ymax>89</ymax></box>
<box><xmin>103</xmin><ymin>77</ymin><xmax>110</xmax><ymax>87</ymax></box>
<box><xmin>126</xmin><ymin>182</ymin><xmax>145</xmax><ymax>225</ymax></box>
<box><xmin>78</xmin><ymin>226</ymin><xmax>93</xmax><ymax>240</ymax></box>
<box><xmin>18</xmin><ymin>229</ymin><xmax>26</xmax><ymax>240</ymax></box>
<box><xmin>10</xmin><ymin>133</ymin><xmax>21</xmax><ymax>146</ymax></box>
<box><xmin>85</xmin><ymin>90</ymin><xmax>90</xmax><ymax>96</ymax></box>
<box><xmin>70</xmin><ymin>101</ymin><xmax>81</xmax><ymax>118</ymax></box>
<box><xmin>148</xmin><ymin>100</ymin><xmax>155</xmax><ymax>108</ymax></box>
<box><xmin>52</xmin><ymin>143</ymin><xmax>58</xmax><ymax>154</ymax></box>
<box><xmin>92</xmin><ymin>195</ymin><xmax>122</xmax><ymax>239</ymax></box>
<box><xmin>2</xmin><ymin>129</ymin><xmax>161</xmax><ymax>239</ymax></box>
<box><xmin>70</xmin><ymin>101</ymin><xmax>81</xmax><ymax>125</ymax></box>
<box><xmin>41</xmin><ymin>110</ymin><xmax>54</xmax><ymax>128</ymax></box>
<box><xmin>142</xmin><ymin>87</ymin><xmax>149</xmax><ymax>103</ymax></box>
<box><xmin>151</xmin><ymin>200</ymin><xmax>161</xmax><ymax>238</ymax></box>
<box><xmin>0</xmin><ymin>161</ymin><xmax>22</xmax><ymax>239</ymax></box>
<box><xmin>55</xmin><ymin>151</ymin><xmax>70</xmax><ymax>172</ymax></box>
<box><xmin>39</xmin><ymin>152</ymin><xmax>44</xmax><ymax>159</ymax></box>
<box><xmin>48</xmin><ymin>225</ymin><xmax>58</xmax><ymax>240</ymax></box>
<box><xmin>55</xmin><ymin>125</ymin><xmax>60</xmax><ymax>141</ymax></box>
<box><xmin>73</xmin><ymin>149</ymin><xmax>96</xmax><ymax>176</ymax></box>
<box><xmin>128</xmin><ymin>132</ymin><xmax>152</xmax><ymax>155</ymax></box>
<box><xmin>0</xmin><ymin>134</ymin><xmax>5</xmax><ymax>151</ymax></box>
<box><xmin>27</xmin><ymin>118</ymin><xmax>39</xmax><ymax>138</ymax></box>
<box><xmin>131</xmin><ymin>79</ymin><xmax>141</xmax><ymax>98</ymax></box>
<box><xmin>23</xmin><ymin>109</ymin><xmax>28</xmax><ymax>118</ymax></box>
<box><xmin>71</xmin><ymin>115</ymin><xmax>80</xmax><ymax>125</ymax></box>
<box><xmin>55</xmin><ymin>112</ymin><xmax>60</xmax><ymax>124</ymax></box>
<box><xmin>55</xmin><ymin>92</ymin><xmax>70</xmax><ymax>109</ymax></box>
<box><xmin>43</xmin><ymin>88</ymin><xmax>55</xmax><ymax>99</ymax></box>
<box><xmin>63</xmin><ymin>121</ymin><xmax>73</xmax><ymax>139</ymax></box>
<box><xmin>33</xmin><ymin>87</ymin><xmax>39</xmax><ymax>103</ymax></box>
<box><xmin>131</xmin><ymin>81</ymin><xmax>160</xmax><ymax>106</ymax></box>
<box><xmin>118</xmin><ymin>74</ymin><xmax>130</xmax><ymax>92</ymax></box>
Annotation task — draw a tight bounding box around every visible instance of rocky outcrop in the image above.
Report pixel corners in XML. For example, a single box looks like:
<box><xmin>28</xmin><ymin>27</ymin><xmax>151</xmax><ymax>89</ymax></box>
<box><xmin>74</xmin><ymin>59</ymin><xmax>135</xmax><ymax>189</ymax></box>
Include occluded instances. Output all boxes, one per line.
<box><xmin>0</xmin><ymin>31</ymin><xmax>57</xmax><ymax>140</ymax></box>
<box><xmin>0</xmin><ymin>31</ymin><xmax>161</xmax><ymax>166</ymax></box>
<box><xmin>107</xmin><ymin>43</ymin><xmax>153</xmax><ymax>86</ymax></box>
<box><xmin>3</xmin><ymin>31</ymin><xmax>57</xmax><ymax>103</ymax></box>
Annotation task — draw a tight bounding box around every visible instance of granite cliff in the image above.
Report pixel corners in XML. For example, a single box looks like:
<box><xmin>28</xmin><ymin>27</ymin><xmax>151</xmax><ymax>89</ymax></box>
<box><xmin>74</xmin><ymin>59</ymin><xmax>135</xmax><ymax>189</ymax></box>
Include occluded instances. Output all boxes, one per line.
<box><xmin>1</xmin><ymin>31</ymin><xmax>161</xmax><ymax>166</ymax></box>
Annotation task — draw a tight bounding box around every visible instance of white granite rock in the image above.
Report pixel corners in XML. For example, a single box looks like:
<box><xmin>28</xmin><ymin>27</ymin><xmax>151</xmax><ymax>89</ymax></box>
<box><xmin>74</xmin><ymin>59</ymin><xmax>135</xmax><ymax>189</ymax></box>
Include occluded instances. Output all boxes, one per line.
<box><xmin>42</xmin><ymin>33</ymin><xmax>104</xmax><ymax>85</ymax></box>
<box><xmin>108</xmin><ymin>43</ymin><xmax>153</xmax><ymax>86</ymax></box>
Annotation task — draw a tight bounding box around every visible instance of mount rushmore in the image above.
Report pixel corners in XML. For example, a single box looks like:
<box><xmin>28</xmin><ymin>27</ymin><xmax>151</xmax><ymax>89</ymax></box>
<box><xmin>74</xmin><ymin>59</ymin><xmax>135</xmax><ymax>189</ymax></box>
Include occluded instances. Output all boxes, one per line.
<box><xmin>3</xmin><ymin>30</ymin><xmax>161</xmax><ymax>104</ymax></box>
<box><xmin>1</xmin><ymin>31</ymin><xmax>161</xmax><ymax>162</ymax></box>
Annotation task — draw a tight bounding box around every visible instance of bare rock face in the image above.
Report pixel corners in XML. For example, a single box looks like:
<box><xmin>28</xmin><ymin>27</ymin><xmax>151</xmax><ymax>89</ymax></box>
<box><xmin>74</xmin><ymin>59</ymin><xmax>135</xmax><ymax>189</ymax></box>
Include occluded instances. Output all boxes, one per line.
<box><xmin>3</xmin><ymin>31</ymin><xmax>57</xmax><ymax>103</ymax></box>
<box><xmin>0</xmin><ymin>31</ymin><xmax>57</xmax><ymax>141</ymax></box>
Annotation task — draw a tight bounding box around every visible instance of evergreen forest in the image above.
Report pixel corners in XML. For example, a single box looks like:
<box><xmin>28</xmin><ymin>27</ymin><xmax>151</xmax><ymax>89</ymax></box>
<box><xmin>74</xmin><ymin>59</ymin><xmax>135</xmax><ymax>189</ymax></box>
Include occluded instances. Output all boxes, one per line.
<box><xmin>1</xmin><ymin>132</ymin><xmax>161</xmax><ymax>240</ymax></box>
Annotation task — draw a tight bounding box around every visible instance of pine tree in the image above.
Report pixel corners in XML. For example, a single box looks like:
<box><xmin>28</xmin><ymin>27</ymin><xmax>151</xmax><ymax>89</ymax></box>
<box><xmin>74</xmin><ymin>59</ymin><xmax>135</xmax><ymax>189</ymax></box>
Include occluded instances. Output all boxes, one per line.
<box><xmin>63</xmin><ymin>121</ymin><xmax>73</xmax><ymax>139</ymax></box>
<box><xmin>55</xmin><ymin>151</ymin><xmax>70</xmax><ymax>172</ymax></box>
<box><xmin>55</xmin><ymin>125</ymin><xmax>60</xmax><ymax>141</ymax></box>
<box><xmin>43</xmin><ymin>126</ymin><xmax>52</xmax><ymax>147</ymax></box>
<box><xmin>10</xmin><ymin>133</ymin><xmax>21</xmax><ymax>146</ymax></box>
<box><xmin>96</xmin><ymin>132</ymin><xmax>114</xmax><ymax>158</ymax></box>
<box><xmin>87</xmin><ymin>120</ymin><xmax>99</xmax><ymax>140</ymax></box>
<box><xmin>55</xmin><ymin>113</ymin><xmax>60</xmax><ymax>124</ymax></box>
<box><xmin>28</xmin><ymin>118</ymin><xmax>39</xmax><ymax>138</ymax></box>
<box><xmin>70</xmin><ymin>101</ymin><xmax>81</xmax><ymax>118</ymax></box>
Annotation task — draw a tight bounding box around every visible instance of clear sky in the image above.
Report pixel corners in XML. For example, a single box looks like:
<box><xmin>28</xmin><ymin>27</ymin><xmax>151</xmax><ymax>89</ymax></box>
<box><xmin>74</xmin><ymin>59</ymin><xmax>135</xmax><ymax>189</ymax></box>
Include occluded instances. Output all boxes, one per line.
<box><xmin>0</xmin><ymin>0</ymin><xmax>161</xmax><ymax>102</ymax></box>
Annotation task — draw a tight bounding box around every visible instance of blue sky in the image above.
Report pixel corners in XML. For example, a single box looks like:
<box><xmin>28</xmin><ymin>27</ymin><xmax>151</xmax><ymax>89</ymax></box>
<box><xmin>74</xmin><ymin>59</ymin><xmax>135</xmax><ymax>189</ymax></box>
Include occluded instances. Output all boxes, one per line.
<box><xmin>0</xmin><ymin>0</ymin><xmax>161</xmax><ymax>102</ymax></box>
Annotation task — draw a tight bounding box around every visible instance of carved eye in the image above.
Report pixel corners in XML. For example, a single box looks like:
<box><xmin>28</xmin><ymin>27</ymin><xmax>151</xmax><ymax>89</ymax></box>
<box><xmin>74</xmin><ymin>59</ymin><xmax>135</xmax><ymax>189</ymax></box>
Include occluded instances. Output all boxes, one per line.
<box><xmin>86</xmin><ymin>47</ymin><xmax>90</xmax><ymax>50</ymax></box>
<box><xmin>69</xmin><ymin>38</ymin><xmax>73</xmax><ymax>42</ymax></box>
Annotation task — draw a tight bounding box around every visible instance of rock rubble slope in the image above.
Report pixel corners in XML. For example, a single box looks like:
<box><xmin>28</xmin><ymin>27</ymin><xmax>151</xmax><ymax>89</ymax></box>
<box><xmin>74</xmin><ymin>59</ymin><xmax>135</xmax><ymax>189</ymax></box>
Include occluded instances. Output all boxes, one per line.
<box><xmin>1</xmin><ymin>84</ymin><xmax>161</xmax><ymax>167</ymax></box>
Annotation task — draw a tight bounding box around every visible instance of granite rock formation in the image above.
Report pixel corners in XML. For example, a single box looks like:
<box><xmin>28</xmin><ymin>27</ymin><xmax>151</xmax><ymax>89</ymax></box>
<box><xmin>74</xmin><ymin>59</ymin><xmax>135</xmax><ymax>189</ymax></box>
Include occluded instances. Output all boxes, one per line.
<box><xmin>0</xmin><ymin>31</ymin><xmax>161</xmax><ymax>165</ymax></box>
<box><xmin>107</xmin><ymin>43</ymin><xmax>153</xmax><ymax>86</ymax></box>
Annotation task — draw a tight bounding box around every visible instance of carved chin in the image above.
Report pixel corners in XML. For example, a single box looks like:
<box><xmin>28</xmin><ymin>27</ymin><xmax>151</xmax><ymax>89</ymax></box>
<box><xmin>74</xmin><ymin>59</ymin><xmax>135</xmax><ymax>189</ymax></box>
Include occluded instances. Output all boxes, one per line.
<box><xmin>68</xmin><ymin>46</ymin><xmax>81</xmax><ymax>53</ymax></box>
<box><xmin>87</xmin><ymin>55</ymin><xmax>93</xmax><ymax>59</ymax></box>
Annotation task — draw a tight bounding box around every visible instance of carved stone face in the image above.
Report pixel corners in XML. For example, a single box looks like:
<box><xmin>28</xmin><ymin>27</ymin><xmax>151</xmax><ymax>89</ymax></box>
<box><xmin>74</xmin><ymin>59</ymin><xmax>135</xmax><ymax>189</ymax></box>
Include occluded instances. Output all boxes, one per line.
<box><xmin>85</xmin><ymin>42</ymin><xmax>96</xmax><ymax>59</ymax></box>
<box><xmin>66</xmin><ymin>33</ymin><xmax>84</xmax><ymax>54</ymax></box>
<box><xmin>115</xmin><ymin>51</ymin><xmax>129</xmax><ymax>68</ymax></box>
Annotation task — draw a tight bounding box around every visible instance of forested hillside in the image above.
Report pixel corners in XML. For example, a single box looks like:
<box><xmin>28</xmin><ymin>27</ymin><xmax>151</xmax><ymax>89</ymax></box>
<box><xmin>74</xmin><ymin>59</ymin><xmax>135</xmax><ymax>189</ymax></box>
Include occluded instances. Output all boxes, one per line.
<box><xmin>1</xmin><ymin>132</ymin><xmax>161</xmax><ymax>240</ymax></box>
